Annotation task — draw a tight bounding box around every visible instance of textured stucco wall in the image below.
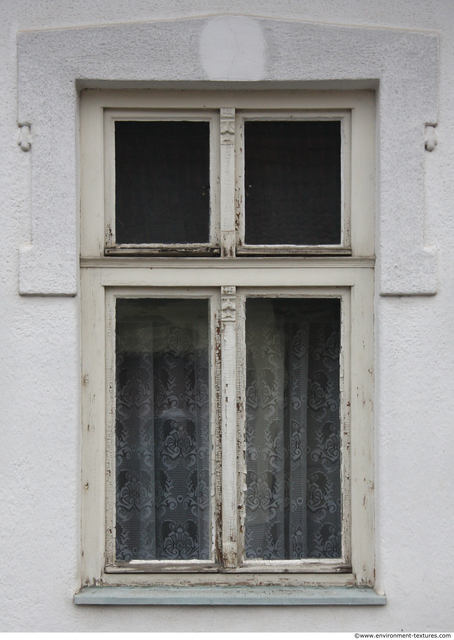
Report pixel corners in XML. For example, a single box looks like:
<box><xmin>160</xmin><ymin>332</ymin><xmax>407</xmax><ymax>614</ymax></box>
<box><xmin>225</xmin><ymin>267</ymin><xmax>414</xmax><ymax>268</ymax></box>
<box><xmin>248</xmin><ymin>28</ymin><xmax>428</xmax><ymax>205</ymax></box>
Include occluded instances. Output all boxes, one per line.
<box><xmin>0</xmin><ymin>0</ymin><xmax>453</xmax><ymax>631</ymax></box>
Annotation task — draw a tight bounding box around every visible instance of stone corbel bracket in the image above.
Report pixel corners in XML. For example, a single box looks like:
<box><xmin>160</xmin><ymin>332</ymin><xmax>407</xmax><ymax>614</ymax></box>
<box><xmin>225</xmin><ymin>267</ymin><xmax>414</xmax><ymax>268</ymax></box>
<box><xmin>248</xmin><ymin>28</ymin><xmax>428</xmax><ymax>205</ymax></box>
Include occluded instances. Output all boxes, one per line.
<box><xmin>17</xmin><ymin>16</ymin><xmax>438</xmax><ymax>295</ymax></box>
<box><xmin>425</xmin><ymin>124</ymin><xmax>437</xmax><ymax>152</ymax></box>
<box><xmin>18</xmin><ymin>124</ymin><xmax>32</xmax><ymax>151</ymax></box>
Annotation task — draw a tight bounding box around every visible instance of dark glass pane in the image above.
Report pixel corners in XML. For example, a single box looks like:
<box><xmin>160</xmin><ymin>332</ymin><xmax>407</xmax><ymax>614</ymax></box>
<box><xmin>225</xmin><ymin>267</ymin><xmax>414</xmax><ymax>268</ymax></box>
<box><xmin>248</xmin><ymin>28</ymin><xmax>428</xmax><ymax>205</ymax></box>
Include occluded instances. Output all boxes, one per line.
<box><xmin>115</xmin><ymin>121</ymin><xmax>210</xmax><ymax>244</ymax></box>
<box><xmin>115</xmin><ymin>298</ymin><xmax>210</xmax><ymax>561</ymax></box>
<box><xmin>245</xmin><ymin>121</ymin><xmax>341</xmax><ymax>245</ymax></box>
<box><xmin>245</xmin><ymin>298</ymin><xmax>341</xmax><ymax>559</ymax></box>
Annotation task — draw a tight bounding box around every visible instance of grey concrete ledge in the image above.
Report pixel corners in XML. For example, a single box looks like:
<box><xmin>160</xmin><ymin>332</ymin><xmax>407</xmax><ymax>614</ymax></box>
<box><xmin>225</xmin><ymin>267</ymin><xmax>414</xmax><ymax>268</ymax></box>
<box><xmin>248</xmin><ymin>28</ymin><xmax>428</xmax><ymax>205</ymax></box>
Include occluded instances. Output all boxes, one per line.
<box><xmin>74</xmin><ymin>585</ymin><xmax>386</xmax><ymax>606</ymax></box>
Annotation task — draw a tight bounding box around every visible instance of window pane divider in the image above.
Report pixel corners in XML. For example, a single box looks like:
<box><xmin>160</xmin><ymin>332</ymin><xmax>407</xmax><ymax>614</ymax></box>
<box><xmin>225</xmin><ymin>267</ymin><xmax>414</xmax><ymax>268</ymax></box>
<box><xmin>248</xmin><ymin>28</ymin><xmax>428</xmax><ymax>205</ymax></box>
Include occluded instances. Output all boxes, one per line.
<box><xmin>220</xmin><ymin>107</ymin><xmax>236</xmax><ymax>258</ymax></box>
<box><xmin>220</xmin><ymin>285</ymin><xmax>239</xmax><ymax>568</ymax></box>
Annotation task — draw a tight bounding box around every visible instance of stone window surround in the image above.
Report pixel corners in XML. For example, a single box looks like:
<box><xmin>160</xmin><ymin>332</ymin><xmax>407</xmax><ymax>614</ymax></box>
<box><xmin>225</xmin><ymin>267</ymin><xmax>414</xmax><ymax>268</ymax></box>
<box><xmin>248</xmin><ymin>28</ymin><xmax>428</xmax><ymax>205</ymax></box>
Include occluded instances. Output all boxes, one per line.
<box><xmin>17</xmin><ymin>14</ymin><xmax>438</xmax><ymax>297</ymax></box>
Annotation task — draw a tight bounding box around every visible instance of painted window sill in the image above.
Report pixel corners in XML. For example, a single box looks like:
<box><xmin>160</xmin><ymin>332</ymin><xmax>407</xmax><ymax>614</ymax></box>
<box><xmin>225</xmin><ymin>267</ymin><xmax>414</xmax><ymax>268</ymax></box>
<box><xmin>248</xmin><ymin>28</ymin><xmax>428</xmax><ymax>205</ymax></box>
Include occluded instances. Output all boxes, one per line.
<box><xmin>74</xmin><ymin>585</ymin><xmax>386</xmax><ymax>606</ymax></box>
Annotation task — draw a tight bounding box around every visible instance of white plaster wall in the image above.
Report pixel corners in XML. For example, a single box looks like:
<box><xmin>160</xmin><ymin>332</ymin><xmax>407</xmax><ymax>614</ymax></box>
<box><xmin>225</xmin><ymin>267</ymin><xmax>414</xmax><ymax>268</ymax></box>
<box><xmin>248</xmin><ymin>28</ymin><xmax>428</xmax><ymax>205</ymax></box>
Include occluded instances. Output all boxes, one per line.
<box><xmin>0</xmin><ymin>0</ymin><xmax>453</xmax><ymax>631</ymax></box>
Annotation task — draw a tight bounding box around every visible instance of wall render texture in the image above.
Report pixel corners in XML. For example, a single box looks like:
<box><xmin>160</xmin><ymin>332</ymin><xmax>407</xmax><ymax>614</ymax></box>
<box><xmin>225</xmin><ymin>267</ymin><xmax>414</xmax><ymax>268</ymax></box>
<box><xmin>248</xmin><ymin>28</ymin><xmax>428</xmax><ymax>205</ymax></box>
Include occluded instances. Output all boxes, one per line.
<box><xmin>1</xmin><ymin>0</ymin><xmax>453</xmax><ymax>632</ymax></box>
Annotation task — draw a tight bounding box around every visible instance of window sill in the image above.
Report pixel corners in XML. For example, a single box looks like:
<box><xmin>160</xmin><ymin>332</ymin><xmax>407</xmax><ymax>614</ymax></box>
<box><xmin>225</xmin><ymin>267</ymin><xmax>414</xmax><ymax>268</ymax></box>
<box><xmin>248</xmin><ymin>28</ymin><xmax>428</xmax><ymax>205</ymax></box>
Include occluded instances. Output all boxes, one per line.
<box><xmin>74</xmin><ymin>585</ymin><xmax>386</xmax><ymax>606</ymax></box>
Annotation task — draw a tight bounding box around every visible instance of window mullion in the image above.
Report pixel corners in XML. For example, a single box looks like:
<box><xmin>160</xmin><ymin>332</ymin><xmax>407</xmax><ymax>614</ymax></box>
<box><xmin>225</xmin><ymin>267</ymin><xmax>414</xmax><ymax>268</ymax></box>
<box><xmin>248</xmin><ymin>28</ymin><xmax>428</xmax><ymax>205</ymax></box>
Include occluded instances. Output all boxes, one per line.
<box><xmin>220</xmin><ymin>107</ymin><xmax>236</xmax><ymax>258</ymax></box>
<box><xmin>220</xmin><ymin>285</ymin><xmax>238</xmax><ymax>568</ymax></box>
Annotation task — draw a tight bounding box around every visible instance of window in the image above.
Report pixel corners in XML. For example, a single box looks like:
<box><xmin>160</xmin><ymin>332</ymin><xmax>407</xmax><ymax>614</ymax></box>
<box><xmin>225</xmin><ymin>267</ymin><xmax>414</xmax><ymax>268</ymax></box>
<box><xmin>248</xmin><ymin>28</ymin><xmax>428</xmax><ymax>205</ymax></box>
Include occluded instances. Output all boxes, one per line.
<box><xmin>80</xmin><ymin>90</ymin><xmax>375</xmax><ymax>589</ymax></box>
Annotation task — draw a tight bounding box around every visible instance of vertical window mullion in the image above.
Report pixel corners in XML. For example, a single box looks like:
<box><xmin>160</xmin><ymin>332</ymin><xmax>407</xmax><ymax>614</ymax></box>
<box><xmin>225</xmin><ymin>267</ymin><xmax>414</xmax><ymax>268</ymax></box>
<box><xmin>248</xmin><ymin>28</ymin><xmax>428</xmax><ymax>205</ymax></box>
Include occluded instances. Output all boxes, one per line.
<box><xmin>220</xmin><ymin>107</ymin><xmax>236</xmax><ymax>258</ymax></box>
<box><xmin>220</xmin><ymin>285</ymin><xmax>238</xmax><ymax>568</ymax></box>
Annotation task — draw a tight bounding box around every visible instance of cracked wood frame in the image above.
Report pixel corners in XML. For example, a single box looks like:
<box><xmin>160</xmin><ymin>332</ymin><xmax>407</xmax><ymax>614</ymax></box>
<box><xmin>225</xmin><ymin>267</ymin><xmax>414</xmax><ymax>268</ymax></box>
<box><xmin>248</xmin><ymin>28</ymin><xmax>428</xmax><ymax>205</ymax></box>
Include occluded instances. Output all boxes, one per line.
<box><xmin>102</xmin><ymin>285</ymin><xmax>352</xmax><ymax>575</ymax></box>
<box><xmin>80</xmin><ymin>89</ymin><xmax>375</xmax><ymax>588</ymax></box>
<box><xmin>95</xmin><ymin>91</ymin><xmax>369</xmax><ymax>259</ymax></box>
<box><xmin>103</xmin><ymin>287</ymin><xmax>222</xmax><ymax>573</ymax></box>
<box><xmin>234</xmin><ymin>287</ymin><xmax>352</xmax><ymax>574</ymax></box>
<box><xmin>103</xmin><ymin>108</ymin><xmax>221</xmax><ymax>256</ymax></box>
<box><xmin>81</xmin><ymin>268</ymin><xmax>373</xmax><ymax>585</ymax></box>
<box><xmin>235</xmin><ymin>109</ymin><xmax>352</xmax><ymax>256</ymax></box>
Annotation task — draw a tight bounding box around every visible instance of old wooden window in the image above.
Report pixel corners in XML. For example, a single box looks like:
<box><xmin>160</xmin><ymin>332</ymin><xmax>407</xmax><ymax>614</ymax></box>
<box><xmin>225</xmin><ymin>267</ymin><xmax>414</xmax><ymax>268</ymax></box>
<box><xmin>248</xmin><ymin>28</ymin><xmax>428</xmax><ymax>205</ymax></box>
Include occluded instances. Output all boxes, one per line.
<box><xmin>80</xmin><ymin>90</ymin><xmax>375</xmax><ymax>588</ymax></box>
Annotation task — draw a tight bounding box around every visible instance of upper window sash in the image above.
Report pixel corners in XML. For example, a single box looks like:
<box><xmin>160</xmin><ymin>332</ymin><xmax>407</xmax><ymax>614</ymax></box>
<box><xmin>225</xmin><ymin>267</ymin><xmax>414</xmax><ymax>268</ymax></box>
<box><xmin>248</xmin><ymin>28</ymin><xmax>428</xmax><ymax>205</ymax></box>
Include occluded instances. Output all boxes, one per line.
<box><xmin>104</xmin><ymin>109</ymin><xmax>221</xmax><ymax>256</ymax></box>
<box><xmin>235</xmin><ymin>110</ymin><xmax>351</xmax><ymax>255</ymax></box>
<box><xmin>103</xmin><ymin>108</ymin><xmax>352</xmax><ymax>257</ymax></box>
<box><xmin>80</xmin><ymin>90</ymin><xmax>375</xmax><ymax>261</ymax></box>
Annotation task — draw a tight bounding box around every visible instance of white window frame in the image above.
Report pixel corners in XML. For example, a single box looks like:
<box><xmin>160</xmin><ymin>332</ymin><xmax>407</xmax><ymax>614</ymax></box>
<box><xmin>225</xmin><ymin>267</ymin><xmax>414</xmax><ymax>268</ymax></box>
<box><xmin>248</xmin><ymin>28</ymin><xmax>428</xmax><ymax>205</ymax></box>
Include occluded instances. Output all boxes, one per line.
<box><xmin>80</xmin><ymin>89</ymin><xmax>375</xmax><ymax>588</ymax></box>
<box><xmin>104</xmin><ymin>286</ymin><xmax>222</xmax><ymax>573</ymax></box>
<box><xmin>104</xmin><ymin>109</ymin><xmax>221</xmax><ymax>255</ymax></box>
<box><xmin>235</xmin><ymin>286</ymin><xmax>352</xmax><ymax>573</ymax></box>
<box><xmin>235</xmin><ymin>110</ymin><xmax>352</xmax><ymax>255</ymax></box>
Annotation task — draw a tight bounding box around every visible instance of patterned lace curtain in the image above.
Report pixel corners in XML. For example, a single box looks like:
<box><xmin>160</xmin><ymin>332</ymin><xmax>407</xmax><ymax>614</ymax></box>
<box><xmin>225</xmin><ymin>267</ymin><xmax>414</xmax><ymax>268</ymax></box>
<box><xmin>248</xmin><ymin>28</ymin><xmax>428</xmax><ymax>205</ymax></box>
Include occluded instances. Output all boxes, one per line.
<box><xmin>115</xmin><ymin>298</ymin><xmax>210</xmax><ymax>561</ymax></box>
<box><xmin>113</xmin><ymin>296</ymin><xmax>340</xmax><ymax>563</ymax></box>
<box><xmin>245</xmin><ymin>298</ymin><xmax>341</xmax><ymax>560</ymax></box>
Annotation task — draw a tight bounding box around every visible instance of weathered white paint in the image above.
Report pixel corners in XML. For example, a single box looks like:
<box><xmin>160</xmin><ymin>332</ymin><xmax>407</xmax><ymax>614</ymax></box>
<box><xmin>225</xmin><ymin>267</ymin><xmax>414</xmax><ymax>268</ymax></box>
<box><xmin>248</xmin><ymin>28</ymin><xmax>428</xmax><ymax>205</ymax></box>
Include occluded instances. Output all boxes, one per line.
<box><xmin>101</xmin><ymin>288</ymin><xmax>221</xmax><ymax>573</ymax></box>
<box><xmin>81</xmin><ymin>88</ymin><xmax>375</xmax><ymax>585</ymax></box>
<box><xmin>1</xmin><ymin>0</ymin><xmax>454</xmax><ymax>632</ymax></box>
<box><xmin>234</xmin><ymin>287</ymin><xmax>354</xmax><ymax>576</ymax></box>
<box><xmin>220</xmin><ymin>108</ymin><xmax>236</xmax><ymax>258</ymax></box>
<box><xmin>81</xmin><ymin>89</ymin><xmax>374</xmax><ymax>259</ymax></box>
<box><xmin>103</xmin><ymin>107</ymin><xmax>221</xmax><ymax>254</ymax></box>
<box><xmin>235</xmin><ymin>107</ymin><xmax>353</xmax><ymax>254</ymax></box>
<box><xmin>220</xmin><ymin>285</ymin><xmax>238</xmax><ymax>567</ymax></box>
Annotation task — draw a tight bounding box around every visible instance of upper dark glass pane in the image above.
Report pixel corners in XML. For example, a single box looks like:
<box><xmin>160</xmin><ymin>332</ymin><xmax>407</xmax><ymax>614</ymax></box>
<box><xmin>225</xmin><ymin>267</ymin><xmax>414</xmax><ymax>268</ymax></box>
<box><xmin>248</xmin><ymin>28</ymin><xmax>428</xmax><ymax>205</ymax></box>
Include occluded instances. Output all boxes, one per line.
<box><xmin>244</xmin><ymin>121</ymin><xmax>341</xmax><ymax>246</ymax></box>
<box><xmin>115</xmin><ymin>121</ymin><xmax>210</xmax><ymax>245</ymax></box>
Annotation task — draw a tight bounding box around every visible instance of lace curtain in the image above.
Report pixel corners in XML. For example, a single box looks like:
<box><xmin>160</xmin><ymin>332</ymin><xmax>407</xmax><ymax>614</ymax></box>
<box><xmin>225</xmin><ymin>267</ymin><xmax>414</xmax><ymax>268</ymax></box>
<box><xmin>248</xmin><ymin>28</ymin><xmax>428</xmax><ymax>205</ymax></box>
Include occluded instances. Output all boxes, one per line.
<box><xmin>114</xmin><ymin>296</ymin><xmax>341</xmax><ymax>563</ymax></box>
<box><xmin>245</xmin><ymin>298</ymin><xmax>342</xmax><ymax>559</ymax></box>
<box><xmin>115</xmin><ymin>298</ymin><xmax>210</xmax><ymax>561</ymax></box>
